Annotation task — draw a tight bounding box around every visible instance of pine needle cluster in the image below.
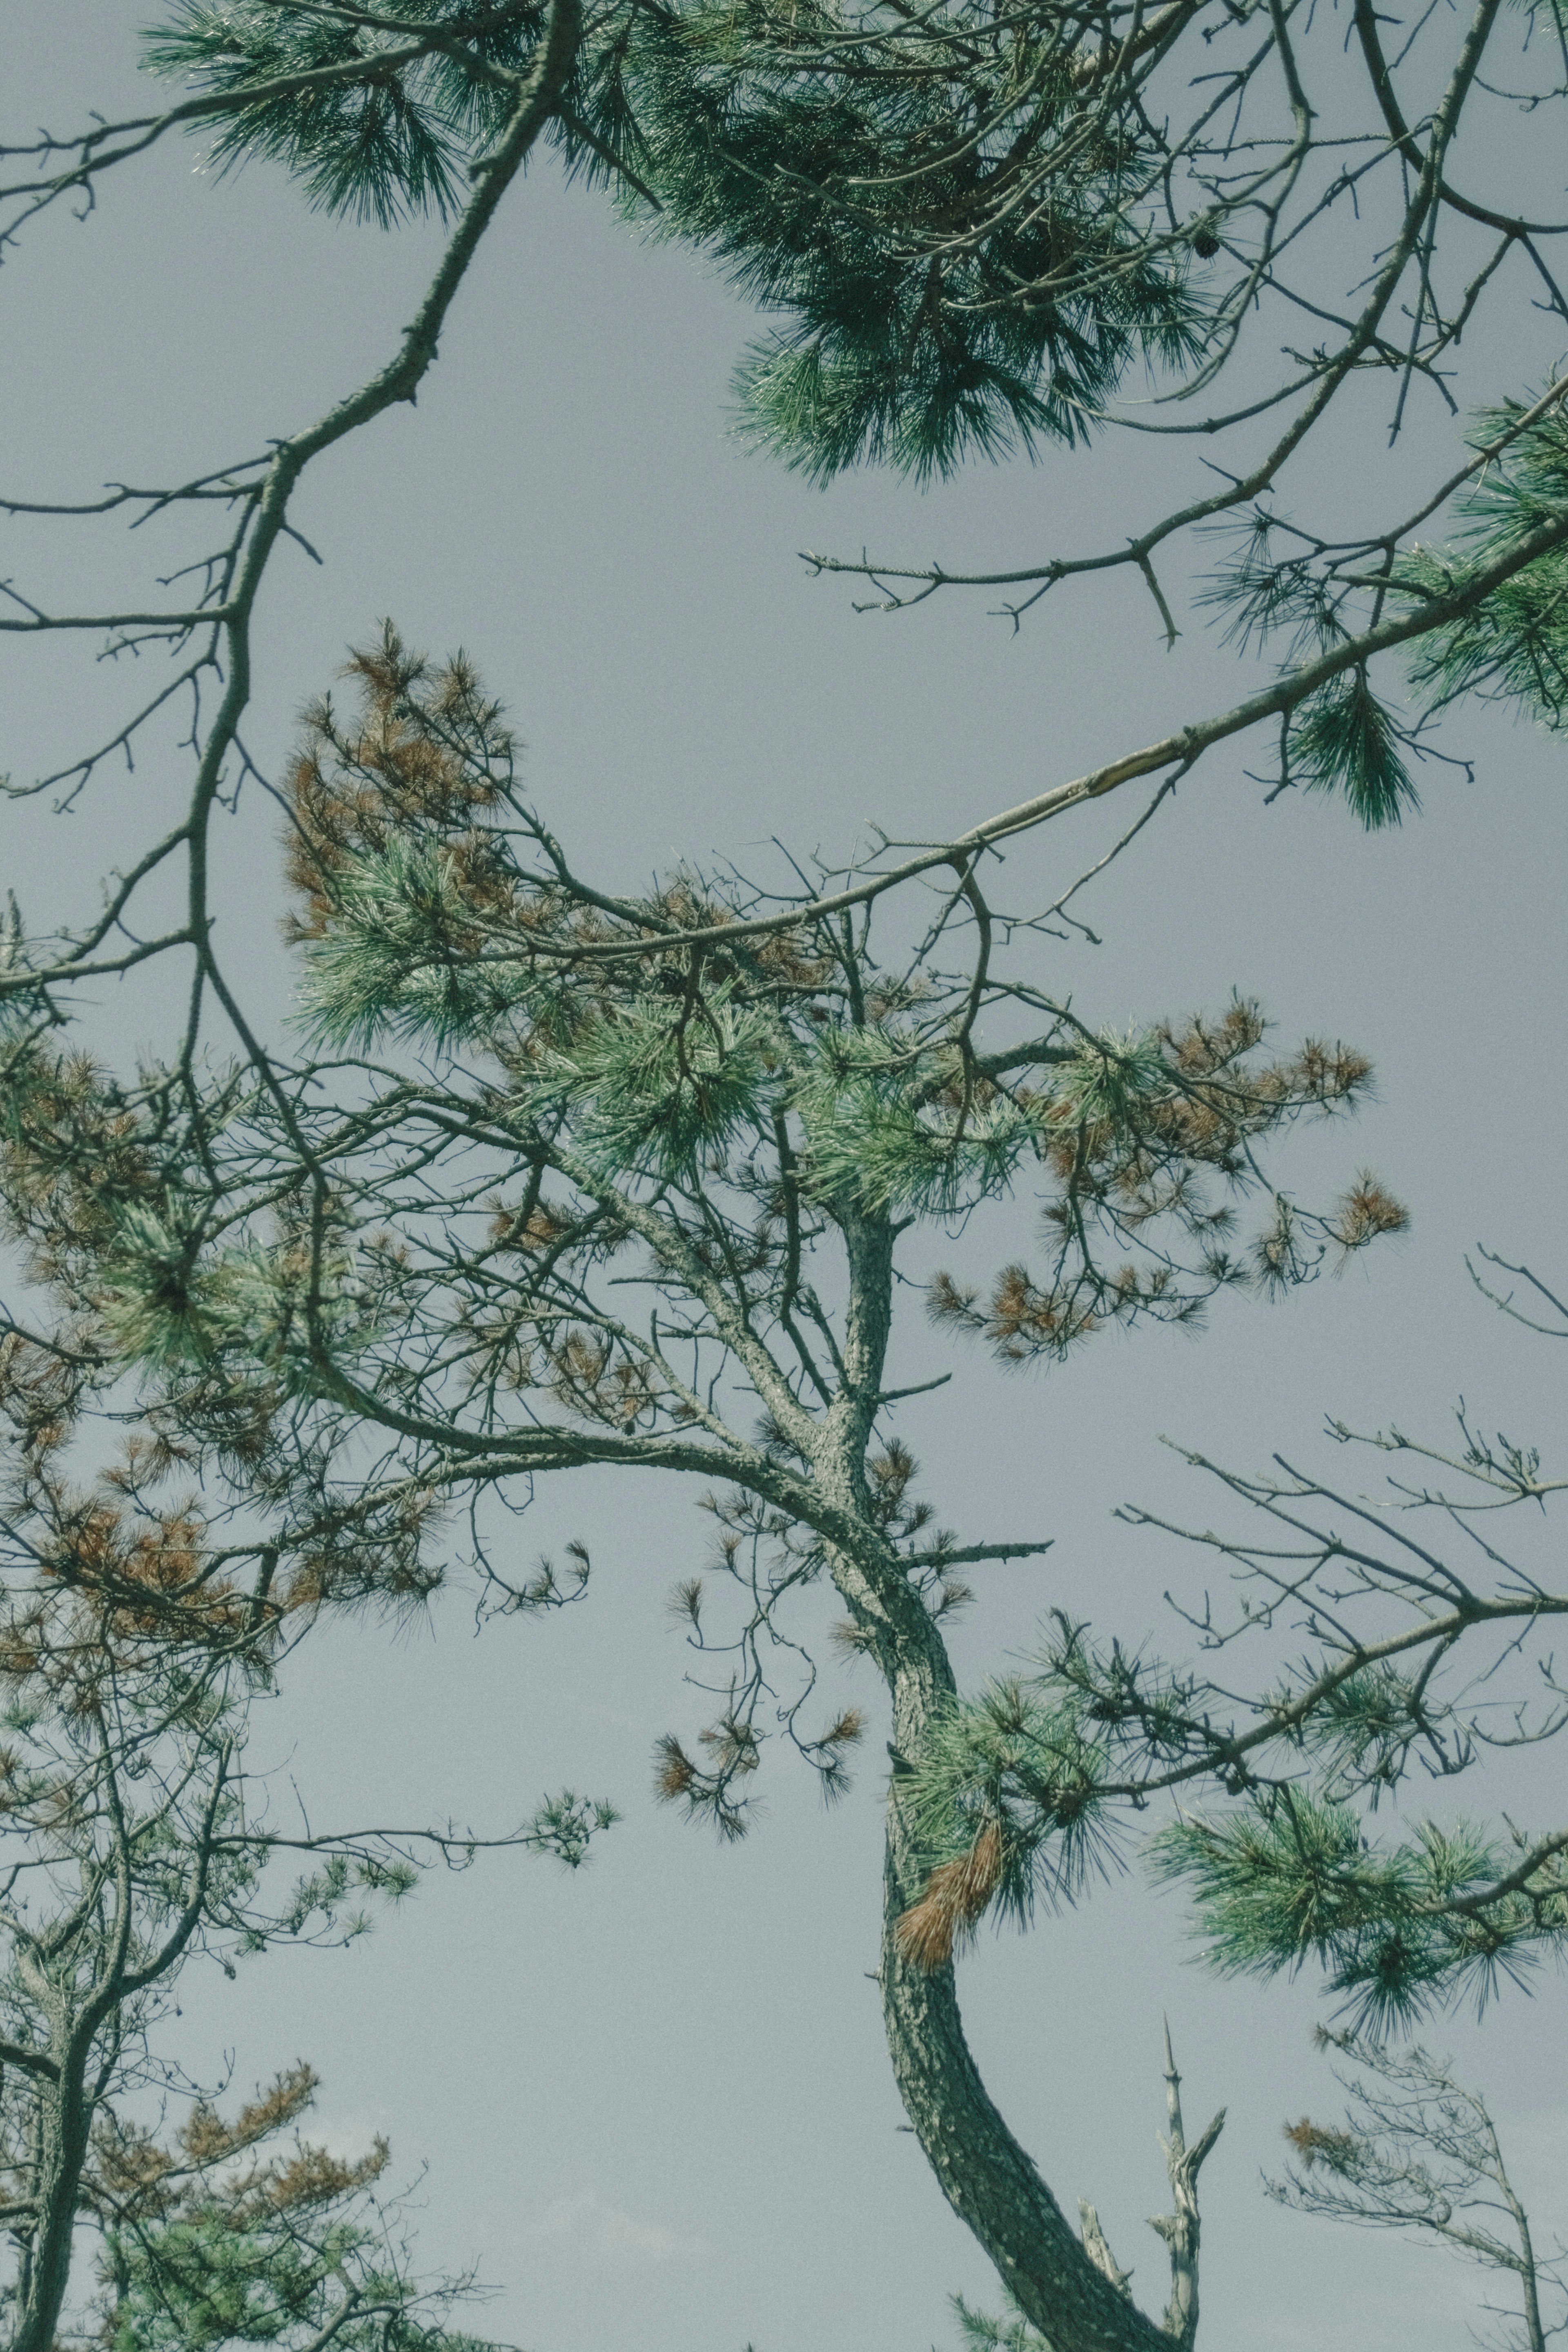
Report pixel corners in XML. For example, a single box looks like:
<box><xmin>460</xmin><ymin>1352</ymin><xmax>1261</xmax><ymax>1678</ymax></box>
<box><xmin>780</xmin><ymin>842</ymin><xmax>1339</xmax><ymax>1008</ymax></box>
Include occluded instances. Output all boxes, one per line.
<box><xmin>896</xmin><ymin>1675</ymin><xmax>1115</xmax><ymax>1967</ymax></box>
<box><xmin>927</xmin><ymin>1005</ymin><xmax>1401</xmax><ymax>1362</ymax></box>
<box><xmin>89</xmin><ymin>2064</ymin><xmax>501</xmax><ymax>2352</ymax></box>
<box><xmin>627</xmin><ymin>0</ymin><xmax>1207</xmax><ymax>479</ymax></box>
<box><xmin>1401</xmin><ymin>398</ymin><xmax>1568</xmax><ymax>731</ymax></box>
<box><xmin>142</xmin><ymin>1</ymin><xmax>552</xmax><ymax>226</ymax></box>
<box><xmin>950</xmin><ymin>2287</ymin><xmax>1054</xmax><ymax>2352</ymax></box>
<box><xmin>893</xmin><ymin>1550</ymin><xmax>1568</xmax><ymax>2033</ymax></box>
<box><xmin>141</xmin><ymin>0</ymin><xmax>1211</xmax><ymax>480</ymax></box>
<box><xmin>1149</xmin><ymin>1799</ymin><xmax>1566</xmax><ymax>2036</ymax></box>
<box><xmin>1199</xmin><ymin>392</ymin><xmax>1568</xmax><ymax>828</ymax></box>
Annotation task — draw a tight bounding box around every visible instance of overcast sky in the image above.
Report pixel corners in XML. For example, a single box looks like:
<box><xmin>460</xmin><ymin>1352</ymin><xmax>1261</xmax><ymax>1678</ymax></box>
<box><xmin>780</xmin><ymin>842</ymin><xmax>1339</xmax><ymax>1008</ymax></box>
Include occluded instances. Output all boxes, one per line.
<box><xmin>4</xmin><ymin>9</ymin><xmax>1568</xmax><ymax>2350</ymax></box>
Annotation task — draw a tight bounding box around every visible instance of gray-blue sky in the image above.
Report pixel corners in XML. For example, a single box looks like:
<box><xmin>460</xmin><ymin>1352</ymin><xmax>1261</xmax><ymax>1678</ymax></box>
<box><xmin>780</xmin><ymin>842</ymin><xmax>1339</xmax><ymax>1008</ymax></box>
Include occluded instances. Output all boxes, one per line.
<box><xmin>3</xmin><ymin>9</ymin><xmax>1567</xmax><ymax>2348</ymax></box>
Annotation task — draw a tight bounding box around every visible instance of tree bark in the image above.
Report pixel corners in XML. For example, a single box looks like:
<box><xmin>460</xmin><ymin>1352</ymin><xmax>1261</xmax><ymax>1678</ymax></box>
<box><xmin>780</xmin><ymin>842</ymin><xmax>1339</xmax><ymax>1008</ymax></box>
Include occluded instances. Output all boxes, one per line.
<box><xmin>819</xmin><ymin>1207</ymin><xmax>1178</xmax><ymax>2351</ymax></box>
<box><xmin>11</xmin><ymin>2024</ymin><xmax>94</xmax><ymax>2352</ymax></box>
<box><xmin>878</xmin><ymin>1657</ymin><xmax>1170</xmax><ymax>2352</ymax></box>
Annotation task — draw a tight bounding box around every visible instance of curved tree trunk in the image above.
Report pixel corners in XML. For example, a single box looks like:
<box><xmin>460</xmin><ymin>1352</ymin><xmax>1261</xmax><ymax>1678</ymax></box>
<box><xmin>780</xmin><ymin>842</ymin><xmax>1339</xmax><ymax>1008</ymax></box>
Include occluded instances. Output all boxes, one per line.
<box><xmin>819</xmin><ymin>1203</ymin><xmax>1177</xmax><ymax>2350</ymax></box>
<box><xmin>878</xmin><ymin>1657</ymin><xmax>1169</xmax><ymax>2352</ymax></box>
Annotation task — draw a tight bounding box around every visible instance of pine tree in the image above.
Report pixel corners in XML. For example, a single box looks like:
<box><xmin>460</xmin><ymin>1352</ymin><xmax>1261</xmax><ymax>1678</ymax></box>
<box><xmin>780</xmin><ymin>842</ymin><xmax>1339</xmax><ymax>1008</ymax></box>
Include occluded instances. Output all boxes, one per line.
<box><xmin>7</xmin><ymin>6</ymin><xmax>1568</xmax><ymax>2346</ymax></box>
<box><xmin>1268</xmin><ymin>2029</ymin><xmax>1564</xmax><ymax>2352</ymax></box>
<box><xmin>0</xmin><ymin>1335</ymin><xmax>613</xmax><ymax>2350</ymax></box>
<box><xmin>6</xmin><ymin>629</ymin><xmax>1566</xmax><ymax>2350</ymax></box>
<box><xmin>90</xmin><ymin>2065</ymin><xmax>503</xmax><ymax>2352</ymax></box>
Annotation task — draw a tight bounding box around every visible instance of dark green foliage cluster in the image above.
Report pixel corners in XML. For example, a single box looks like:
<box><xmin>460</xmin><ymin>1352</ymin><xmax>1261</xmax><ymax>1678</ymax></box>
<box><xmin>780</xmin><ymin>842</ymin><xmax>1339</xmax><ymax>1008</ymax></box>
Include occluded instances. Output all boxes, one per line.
<box><xmin>898</xmin><ymin>1585</ymin><xmax>1568</xmax><ymax>2034</ymax></box>
<box><xmin>888</xmin><ymin>1660</ymin><xmax>1137</xmax><ymax>1970</ymax></box>
<box><xmin>143</xmin><ymin>0</ymin><xmax>1206</xmax><ymax>477</ymax></box>
<box><xmin>107</xmin><ymin>2209</ymin><xmax>392</xmax><ymax>2352</ymax></box>
<box><xmin>895</xmin><ymin>1615</ymin><xmax>1213</xmax><ymax>1964</ymax></box>
<box><xmin>1290</xmin><ymin>670</ymin><xmax>1418</xmax><ymax>831</ymax></box>
<box><xmin>1151</xmin><ymin>1799</ymin><xmax>1566</xmax><ymax>2036</ymax></box>
<box><xmin>140</xmin><ymin>0</ymin><xmax>540</xmax><ymax>227</ymax></box>
<box><xmin>92</xmin><ymin>2067</ymin><xmax>500</xmax><ymax>2352</ymax></box>
<box><xmin>1200</xmin><ymin>519</ymin><xmax>1421</xmax><ymax>831</ymax></box>
<box><xmin>1200</xmin><ymin>509</ymin><xmax>1345</xmax><ymax>663</ymax></box>
<box><xmin>628</xmin><ymin>0</ymin><xmax>1205</xmax><ymax>479</ymax></box>
<box><xmin>1200</xmin><ymin>392</ymin><xmax>1568</xmax><ymax>829</ymax></box>
<box><xmin>4</xmin><ymin>633</ymin><xmax>1400</xmax><ymax>1457</ymax></box>
<box><xmin>143</xmin><ymin>0</ymin><xmax>648</xmax><ymax>223</ymax></box>
<box><xmin>1401</xmin><ymin>396</ymin><xmax>1568</xmax><ymax>729</ymax></box>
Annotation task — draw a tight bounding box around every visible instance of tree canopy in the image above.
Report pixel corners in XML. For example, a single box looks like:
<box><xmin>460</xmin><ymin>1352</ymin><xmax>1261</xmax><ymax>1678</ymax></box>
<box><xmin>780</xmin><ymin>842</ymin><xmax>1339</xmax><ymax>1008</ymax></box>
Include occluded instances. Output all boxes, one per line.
<box><xmin>3</xmin><ymin>3</ymin><xmax>1568</xmax><ymax>2347</ymax></box>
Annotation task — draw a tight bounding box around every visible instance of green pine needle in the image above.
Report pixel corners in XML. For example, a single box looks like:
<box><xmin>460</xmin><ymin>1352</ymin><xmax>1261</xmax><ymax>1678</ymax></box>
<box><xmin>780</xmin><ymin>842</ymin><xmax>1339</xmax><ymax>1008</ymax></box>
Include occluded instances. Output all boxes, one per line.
<box><xmin>1291</xmin><ymin>670</ymin><xmax>1419</xmax><ymax>830</ymax></box>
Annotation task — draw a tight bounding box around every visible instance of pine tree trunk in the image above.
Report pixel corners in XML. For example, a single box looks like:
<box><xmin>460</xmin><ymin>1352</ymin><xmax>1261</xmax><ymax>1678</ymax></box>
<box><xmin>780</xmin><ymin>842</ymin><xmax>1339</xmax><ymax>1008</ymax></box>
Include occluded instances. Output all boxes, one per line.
<box><xmin>878</xmin><ymin>1656</ymin><xmax>1169</xmax><ymax>2352</ymax></box>
<box><xmin>823</xmin><ymin>1202</ymin><xmax>1168</xmax><ymax>2351</ymax></box>
<box><xmin>11</xmin><ymin>2036</ymin><xmax>92</xmax><ymax>2352</ymax></box>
